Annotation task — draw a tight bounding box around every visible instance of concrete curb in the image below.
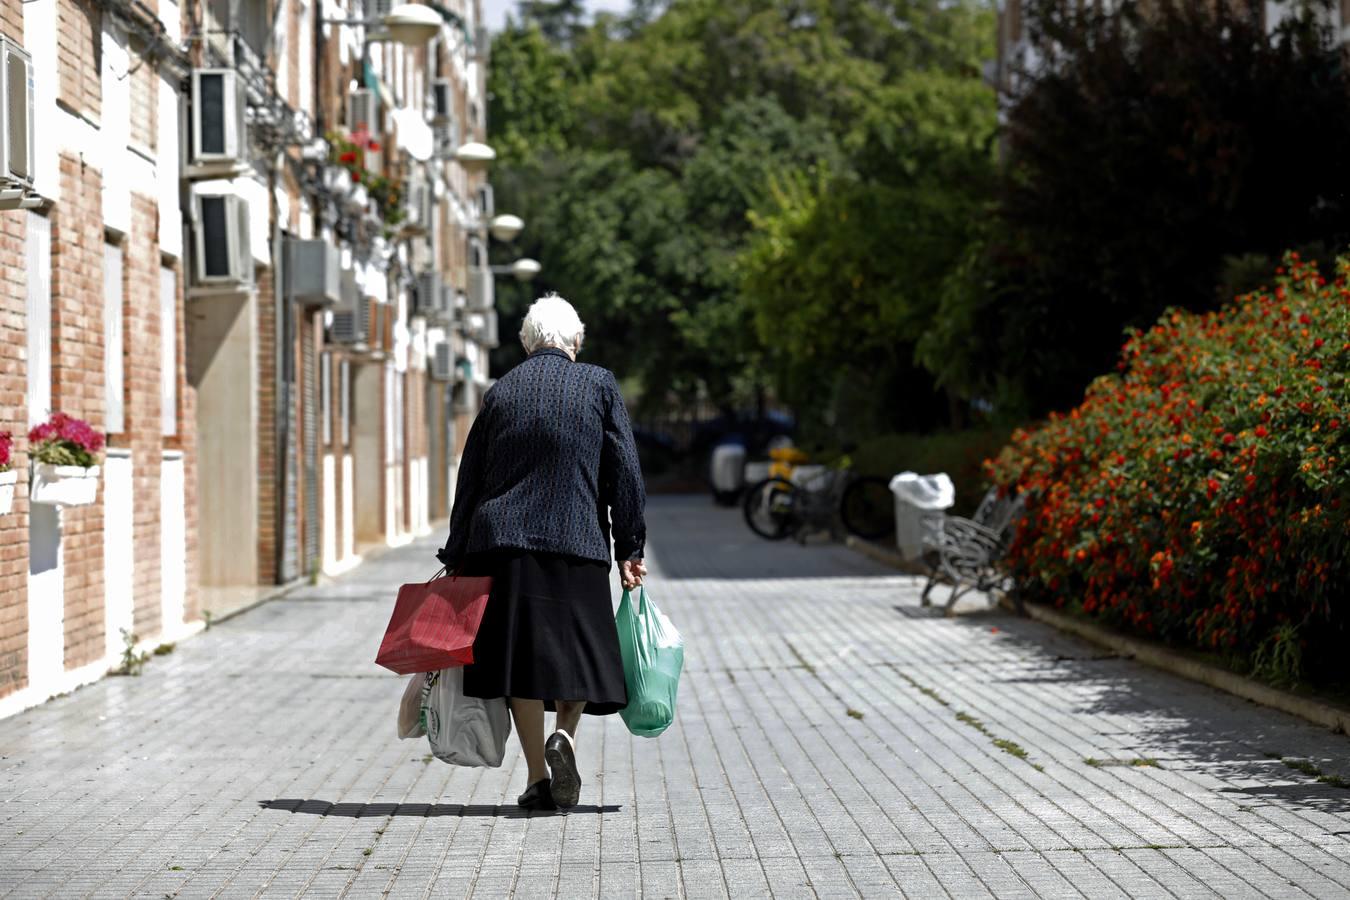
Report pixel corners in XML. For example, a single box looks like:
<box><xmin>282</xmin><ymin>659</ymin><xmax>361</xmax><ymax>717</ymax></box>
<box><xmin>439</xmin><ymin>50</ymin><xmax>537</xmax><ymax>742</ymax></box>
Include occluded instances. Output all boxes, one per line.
<box><xmin>1022</xmin><ymin>601</ymin><xmax>1350</xmax><ymax>735</ymax></box>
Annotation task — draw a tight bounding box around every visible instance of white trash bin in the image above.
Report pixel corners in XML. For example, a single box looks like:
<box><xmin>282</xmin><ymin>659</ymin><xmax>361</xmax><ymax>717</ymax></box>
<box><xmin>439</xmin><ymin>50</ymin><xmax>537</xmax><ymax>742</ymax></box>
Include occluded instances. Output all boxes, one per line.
<box><xmin>711</xmin><ymin>443</ymin><xmax>747</xmax><ymax>503</ymax></box>
<box><xmin>889</xmin><ymin>472</ymin><xmax>955</xmax><ymax>561</ymax></box>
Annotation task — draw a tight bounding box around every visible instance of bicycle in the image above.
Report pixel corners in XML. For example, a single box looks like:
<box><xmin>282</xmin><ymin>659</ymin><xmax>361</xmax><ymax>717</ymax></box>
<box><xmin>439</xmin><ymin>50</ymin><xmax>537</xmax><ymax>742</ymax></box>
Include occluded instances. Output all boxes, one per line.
<box><xmin>742</xmin><ymin>452</ymin><xmax>894</xmax><ymax>543</ymax></box>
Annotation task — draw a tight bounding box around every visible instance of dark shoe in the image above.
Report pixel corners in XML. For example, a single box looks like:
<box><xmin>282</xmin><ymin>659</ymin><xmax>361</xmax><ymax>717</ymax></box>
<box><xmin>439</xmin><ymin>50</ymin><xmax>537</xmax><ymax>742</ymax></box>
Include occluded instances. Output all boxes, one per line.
<box><xmin>545</xmin><ymin>730</ymin><xmax>581</xmax><ymax>809</ymax></box>
<box><xmin>517</xmin><ymin>779</ymin><xmax>557</xmax><ymax>811</ymax></box>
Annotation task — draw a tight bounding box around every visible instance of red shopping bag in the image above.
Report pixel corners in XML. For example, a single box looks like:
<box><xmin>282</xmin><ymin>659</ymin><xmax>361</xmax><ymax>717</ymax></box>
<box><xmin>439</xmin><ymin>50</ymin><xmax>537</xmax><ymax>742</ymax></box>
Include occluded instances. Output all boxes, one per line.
<box><xmin>375</xmin><ymin>570</ymin><xmax>493</xmax><ymax>674</ymax></box>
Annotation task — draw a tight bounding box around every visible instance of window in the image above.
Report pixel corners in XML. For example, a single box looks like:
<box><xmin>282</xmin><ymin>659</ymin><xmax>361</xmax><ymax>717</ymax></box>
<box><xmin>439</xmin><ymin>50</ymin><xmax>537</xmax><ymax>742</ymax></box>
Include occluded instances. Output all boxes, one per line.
<box><xmin>340</xmin><ymin>359</ymin><xmax>351</xmax><ymax>447</ymax></box>
<box><xmin>320</xmin><ymin>353</ymin><xmax>332</xmax><ymax>446</ymax></box>
<box><xmin>26</xmin><ymin>213</ymin><xmax>51</xmax><ymax>427</ymax></box>
<box><xmin>104</xmin><ymin>243</ymin><xmax>125</xmax><ymax>434</ymax></box>
<box><xmin>160</xmin><ymin>266</ymin><xmax>178</xmax><ymax>436</ymax></box>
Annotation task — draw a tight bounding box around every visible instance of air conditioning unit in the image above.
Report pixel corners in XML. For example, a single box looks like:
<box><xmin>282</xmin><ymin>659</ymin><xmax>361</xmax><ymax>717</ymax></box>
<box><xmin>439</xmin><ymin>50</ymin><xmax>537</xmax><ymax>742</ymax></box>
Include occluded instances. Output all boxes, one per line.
<box><xmin>331</xmin><ymin>295</ymin><xmax>369</xmax><ymax>346</ymax></box>
<box><xmin>431</xmin><ymin>340</ymin><xmax>455</xmax><ymax>381</ymax></box>
<box><xmin>348</xmin><ymin>88</ymin><xmax>380</xmax><ymax>136</ymax></box>
<box><xmin>190</xmin><ymin>191</ymin><xmax>253</xmax><ymax>292</ymax></box>
<box><xmin>285</xmin><ymin>238</ymin><xmax>340</xmax><ymax>307</ymax></box>
<box><xmin>338</xmin><ymin>263</ymin><xmax>359</xmax><ymax>311</ymax></box>
<box><xmin>453</xmin><ymin>376</ymin><xmax>477</xmax><ymax>414</ymax></box>
<box><xmin>466</xmin><ymin>266</ymin><xmax>493</xmax><ymax>312</ymax></box>
<box><xmin>429</xmin><ymin>78</ymin><xmax>452</xmax><ymax>124</ymax></box>
<box><xmin>402</xmin><ymin>177</ymin><xmax>432</xmax><ymax>235</ymax></box>
<box><xmin>190</xmin><ymin>69</ymin><xmax>248</xmax><ymax>172</ymax></box>
<box><xmin>436</xmin><ymin>283</ymin><xmax>456</xmax><ymax>323</ymax></box>
<box><xmin>0</xmin><ymin>38</ymin><xmax>34</xmax><ymax>189</ymax></box>
<box><xmin>413</xmin><ymin>270</ymin><xmax>441</xmax><ymax>318</ymax></box>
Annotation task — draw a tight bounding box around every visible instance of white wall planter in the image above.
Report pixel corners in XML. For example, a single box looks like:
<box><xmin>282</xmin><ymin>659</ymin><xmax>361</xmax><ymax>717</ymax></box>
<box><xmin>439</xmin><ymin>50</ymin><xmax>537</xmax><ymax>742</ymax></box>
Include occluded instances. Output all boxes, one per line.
<box><xmin>30</xmin><ymin>464</ymin><xmax>101</xmax><ymax>507</ymax></box>
<box><xmin>0</xmin><ymin>469</ymin><xmax>15</xmax><ymax>514</ymax></box>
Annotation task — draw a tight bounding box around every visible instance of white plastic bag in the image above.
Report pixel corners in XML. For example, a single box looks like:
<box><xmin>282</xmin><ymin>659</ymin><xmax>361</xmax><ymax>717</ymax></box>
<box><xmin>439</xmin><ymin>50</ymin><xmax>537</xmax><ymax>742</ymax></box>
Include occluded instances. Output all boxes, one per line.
<box><xmin>421</xmin><ymin>668</ymin><xmax>512</xmax><ymax>767</ymax></box>
<box><xmin>397</xmin><ymin>673</ymin><xmax>428</xmax><ymax>740</ymax></box>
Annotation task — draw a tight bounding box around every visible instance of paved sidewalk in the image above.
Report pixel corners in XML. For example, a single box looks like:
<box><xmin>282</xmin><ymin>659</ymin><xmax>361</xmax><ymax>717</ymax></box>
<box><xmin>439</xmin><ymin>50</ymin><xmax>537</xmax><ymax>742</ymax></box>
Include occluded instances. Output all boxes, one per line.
<box><xmin>3</xmin><ymin>496</ymin><xmax>1350</xmax><ymax>899</ymax></box>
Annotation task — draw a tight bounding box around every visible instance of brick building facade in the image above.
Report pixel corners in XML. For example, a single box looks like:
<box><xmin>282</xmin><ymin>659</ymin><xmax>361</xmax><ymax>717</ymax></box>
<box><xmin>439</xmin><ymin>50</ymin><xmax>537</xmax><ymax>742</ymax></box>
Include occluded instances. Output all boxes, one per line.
<box><xmin>0</xmin><ymin>0</ymin><xmax>501</xmax><ymax>718</ymax></box>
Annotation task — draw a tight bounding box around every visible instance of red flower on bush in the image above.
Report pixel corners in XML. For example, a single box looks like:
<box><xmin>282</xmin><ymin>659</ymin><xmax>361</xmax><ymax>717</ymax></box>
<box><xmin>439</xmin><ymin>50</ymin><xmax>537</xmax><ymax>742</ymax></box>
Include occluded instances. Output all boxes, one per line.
<box><xmin>986</xmin><ymin>251</ymin><xmax>1350</xmax><ymax>685</ymax></box>
<box><xmin>28</xmin><ymin>412</ymin><xmax>104</xmax><ymax>468</ymax></box>
<box><xmin>0</xmin><ymin>431</ymin><xmax>11</xmax><ymax>472</ymax></box>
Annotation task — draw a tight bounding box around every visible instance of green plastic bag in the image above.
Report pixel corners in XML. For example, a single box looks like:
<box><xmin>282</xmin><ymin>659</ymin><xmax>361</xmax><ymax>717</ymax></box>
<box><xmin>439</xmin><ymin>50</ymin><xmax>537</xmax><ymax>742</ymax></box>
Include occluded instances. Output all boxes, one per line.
<box><xmin>616</xmin><ymin>587</ymin><xmax>684</xmax><ymax>737</ymax></box>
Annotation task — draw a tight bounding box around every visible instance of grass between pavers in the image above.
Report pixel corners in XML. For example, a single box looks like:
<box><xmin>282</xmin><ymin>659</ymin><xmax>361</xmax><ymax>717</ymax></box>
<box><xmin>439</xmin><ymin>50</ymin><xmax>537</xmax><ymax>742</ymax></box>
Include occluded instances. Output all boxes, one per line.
<box><xmin>1263</xmin><ymin>751</ymin><xmax>1350</xmax><ymax>789</ymax></box>
<box><xmin>1084</xmin><ymin>757</ymin><xmax>1161</xmax><ymax>769</ymax></box>
<box><xmin>784</xmin><ymin>638</ymin><xmax>868</xmax><ymax>723</ymax></box>
<box><xmin>892</xmin><ymin>671</ymin><xmax>1045</xmax><ymax>771</ymax></box>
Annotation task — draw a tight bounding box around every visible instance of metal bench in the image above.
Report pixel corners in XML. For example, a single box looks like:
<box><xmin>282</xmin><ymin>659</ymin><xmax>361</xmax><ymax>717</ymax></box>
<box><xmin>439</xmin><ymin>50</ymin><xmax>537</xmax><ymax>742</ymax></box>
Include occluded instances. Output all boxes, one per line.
<box><xmin>919</xmin><ymin>488</ymin><xmax>1025</xmax><ymax>615</ymax></box>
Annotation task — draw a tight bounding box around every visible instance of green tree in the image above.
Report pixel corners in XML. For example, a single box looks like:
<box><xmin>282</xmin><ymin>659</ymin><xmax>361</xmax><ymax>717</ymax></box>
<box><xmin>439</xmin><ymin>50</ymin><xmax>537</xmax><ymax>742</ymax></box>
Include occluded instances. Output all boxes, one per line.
<box><xmin>489</xmin><ymin>0</ymin><xmax>1000</xmax><ymax>424</ymax></box>
<box><xmin>976</xmin><ymin>0</ymin><xmax>1350</xmax><ymax>415</ymax></box>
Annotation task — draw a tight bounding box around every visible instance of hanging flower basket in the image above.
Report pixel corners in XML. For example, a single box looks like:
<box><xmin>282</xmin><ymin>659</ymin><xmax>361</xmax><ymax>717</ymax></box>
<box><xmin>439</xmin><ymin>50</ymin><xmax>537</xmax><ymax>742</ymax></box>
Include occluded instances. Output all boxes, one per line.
<box><xmin>0</xmin><ymin>431</ymin><xmax>13</xmax><ymax>514</ymax></box>
<box><xmin>28</xmin><ymin>413</ymin><xmax>104</xmax><ymax>508</ymax></box>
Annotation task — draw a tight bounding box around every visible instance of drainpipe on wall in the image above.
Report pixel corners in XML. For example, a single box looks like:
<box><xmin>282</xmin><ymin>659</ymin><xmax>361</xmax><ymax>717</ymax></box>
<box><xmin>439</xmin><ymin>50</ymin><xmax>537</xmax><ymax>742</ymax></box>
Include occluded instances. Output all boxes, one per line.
<box><xmin>271</xmin><ymin>149</ymin><xmax>289</xmax><ymax>585</ymax></box>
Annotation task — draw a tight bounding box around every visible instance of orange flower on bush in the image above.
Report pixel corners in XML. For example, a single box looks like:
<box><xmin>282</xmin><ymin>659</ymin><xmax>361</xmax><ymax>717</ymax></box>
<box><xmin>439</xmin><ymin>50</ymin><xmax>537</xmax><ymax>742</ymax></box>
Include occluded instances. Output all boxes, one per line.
<box><xmin>987</xmin><ymin>252</ymin><xmax>1349</xmax><ymax>685</ymax></box>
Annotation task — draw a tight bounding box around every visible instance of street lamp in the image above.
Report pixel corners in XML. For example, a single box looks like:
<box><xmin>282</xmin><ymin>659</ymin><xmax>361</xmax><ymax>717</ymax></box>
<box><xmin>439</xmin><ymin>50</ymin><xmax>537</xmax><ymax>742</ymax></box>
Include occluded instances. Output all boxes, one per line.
<box><xmin>487</xmin><ymin>258</ymin><xmax>541</xmax><ymax>282</ymax></box>
<box><xmin>509</xmin><ymin>258</ymin><xmax>541</xmax><ymax>282</ymax></box>
<box><xmin>454</xmin><ymin>141</ymin><xmax>496</xmax><ymax>173</ymax></box>
<box><xmin>489</xmin><ymin>214</ymin><xmax>524</xmax><ymax>242</ymax></box>
<box><xmin>383</xmin><ymin>4</ymin><xmax>443</xmax><ymax>47</ymax></box>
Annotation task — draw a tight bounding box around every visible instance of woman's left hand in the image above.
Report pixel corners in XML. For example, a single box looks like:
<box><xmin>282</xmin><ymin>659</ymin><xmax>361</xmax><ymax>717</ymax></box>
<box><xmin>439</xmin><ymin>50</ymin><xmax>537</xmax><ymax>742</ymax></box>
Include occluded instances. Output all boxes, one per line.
<box><xmin>620</xmin><ymin>559</ymin><xmax>647</xmax><ymax>590</ymax></box>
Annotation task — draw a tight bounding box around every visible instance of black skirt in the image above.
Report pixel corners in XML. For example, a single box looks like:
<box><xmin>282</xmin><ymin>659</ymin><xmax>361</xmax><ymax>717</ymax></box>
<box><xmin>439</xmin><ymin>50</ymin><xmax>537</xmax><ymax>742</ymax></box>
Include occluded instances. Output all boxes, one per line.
<box><xmin>460</xmin><ymin>549</ymin><xmax>628</xmax><ymax>716</ymax></box>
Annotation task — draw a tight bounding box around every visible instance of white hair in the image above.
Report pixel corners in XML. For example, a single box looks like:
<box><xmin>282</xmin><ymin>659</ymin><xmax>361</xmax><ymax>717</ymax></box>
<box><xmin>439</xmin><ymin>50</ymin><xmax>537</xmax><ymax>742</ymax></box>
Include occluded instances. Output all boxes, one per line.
<box><xmin>520</xmin><ymin>292</ymin><xmax>586</xmax><ymax>355</ymax></box>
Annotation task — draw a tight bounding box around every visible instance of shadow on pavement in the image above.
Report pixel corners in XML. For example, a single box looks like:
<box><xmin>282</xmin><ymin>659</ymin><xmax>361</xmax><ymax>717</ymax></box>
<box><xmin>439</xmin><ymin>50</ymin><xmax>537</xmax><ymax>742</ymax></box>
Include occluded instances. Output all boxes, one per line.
<box><xmin>259</xmin><ymin>799</ymin><xmax>621</xmax><ymax>818</ymax></box>
<box><xmin>944</xmin><ymin>612</ymin><xmax>1350</xmax><ymax>815</ymax></box>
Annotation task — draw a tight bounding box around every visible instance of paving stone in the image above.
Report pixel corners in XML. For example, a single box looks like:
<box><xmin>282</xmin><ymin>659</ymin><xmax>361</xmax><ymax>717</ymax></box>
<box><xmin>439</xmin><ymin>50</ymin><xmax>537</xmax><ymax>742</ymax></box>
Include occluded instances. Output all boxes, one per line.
<box><xmin>1</xmin><ymin>496</ymin><xmax>1348</xmax><ymax>898</ymax></box>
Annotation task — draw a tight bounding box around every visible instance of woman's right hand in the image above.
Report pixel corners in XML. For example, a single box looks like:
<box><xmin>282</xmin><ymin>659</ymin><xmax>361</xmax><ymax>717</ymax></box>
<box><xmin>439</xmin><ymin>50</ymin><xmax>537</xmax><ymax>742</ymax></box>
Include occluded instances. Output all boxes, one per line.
<box><xmin>620</xmin><ymin>559</ymin><xmax>647</xmax><ymax>591</ymax></box>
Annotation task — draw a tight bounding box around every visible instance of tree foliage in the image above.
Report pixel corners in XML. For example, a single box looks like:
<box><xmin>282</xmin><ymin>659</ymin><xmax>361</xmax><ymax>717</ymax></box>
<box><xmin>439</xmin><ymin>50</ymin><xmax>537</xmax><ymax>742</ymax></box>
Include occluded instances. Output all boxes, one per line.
<box><xmin>965</xmin><ymin>0</ymin><xmax>1350</xmax><ymax>415</ymax></box>
<box><xmin>489</xmin><ymin>0</ymin><xmax>997</xmax><ymax>429</ymax></box>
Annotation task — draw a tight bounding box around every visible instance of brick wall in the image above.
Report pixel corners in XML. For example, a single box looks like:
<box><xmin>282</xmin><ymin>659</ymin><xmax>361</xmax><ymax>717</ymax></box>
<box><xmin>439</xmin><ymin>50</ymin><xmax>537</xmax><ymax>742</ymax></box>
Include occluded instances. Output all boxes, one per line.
<box><xmin>129</xmin><ymin>48</ymin><xmax>157</xmax><ymax>152</ymax></box>
<box><xmin>0</xmin><ymin>0</ymin><xmax>26</xmax><ymax>699</ymax></box>
<box><xmin>0</xmin><ymin>0</ymin><xmax>20</xmax><ymax>46</ymax></box>
<box><xmin>52</xmin><ymin>154</ymin><xmax>106</xmax><ymax>669</ymax></box>
<box><xmin>125</xmin><ymin>193</ymin><xmax>162</xmax><ymax>638</ymax></box>
<box><xmin>56</xmin><ymin>0</ymin><xmax>100</xmax><ymax>121</ymax></box>
<box><xmin>0</xmin><ymin>202</ymin><xmax>27</xmax><ymax>698</ymax></box>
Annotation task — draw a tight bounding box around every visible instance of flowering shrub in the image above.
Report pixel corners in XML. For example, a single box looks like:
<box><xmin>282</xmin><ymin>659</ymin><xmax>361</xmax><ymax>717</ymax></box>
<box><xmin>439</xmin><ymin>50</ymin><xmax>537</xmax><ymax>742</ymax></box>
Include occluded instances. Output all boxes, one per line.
<box><xmin>987</xmin><ymin>252</ymin><xmax>1349</xmax><ymax>685</ymax></box>
<box><xmin>327</xmin><ymin>132</ymin><xmax>404</xmax><ymax>231</ymax></box>
<box><xmin>28</xmin><ymin>413</ymin><xmax>104</xmax><ymax>469</ymax></box>
<box><xmin>0</xmin><ymin>431</ymin><xmax>11</xmax><ymax>472</ymax></box>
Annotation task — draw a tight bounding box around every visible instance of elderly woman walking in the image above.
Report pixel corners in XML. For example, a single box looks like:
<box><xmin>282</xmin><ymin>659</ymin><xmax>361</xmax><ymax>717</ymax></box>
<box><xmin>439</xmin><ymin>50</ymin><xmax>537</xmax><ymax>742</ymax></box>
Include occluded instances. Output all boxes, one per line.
<box><xmin>436</xmin><ymin>293</ymin><xmax>647</xmax><ymax>811</ymax></box>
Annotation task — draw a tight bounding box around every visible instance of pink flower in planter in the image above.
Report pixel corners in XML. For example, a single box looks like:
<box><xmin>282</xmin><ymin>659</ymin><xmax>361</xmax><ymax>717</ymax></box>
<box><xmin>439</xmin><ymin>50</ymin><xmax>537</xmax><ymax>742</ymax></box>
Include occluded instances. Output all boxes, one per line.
<box><xmin>28</xmin><ymin>412</ymin><xmax>104</xmax><ymax>468</ymax></box>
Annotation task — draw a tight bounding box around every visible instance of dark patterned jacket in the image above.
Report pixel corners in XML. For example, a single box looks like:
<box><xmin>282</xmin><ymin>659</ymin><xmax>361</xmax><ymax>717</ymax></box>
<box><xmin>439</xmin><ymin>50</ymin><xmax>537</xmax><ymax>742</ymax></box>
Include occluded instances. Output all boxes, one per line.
<box><xmin>437</xmin><ymin>348</ymin><xmax>647</xmax><ymax>568</ymax></box>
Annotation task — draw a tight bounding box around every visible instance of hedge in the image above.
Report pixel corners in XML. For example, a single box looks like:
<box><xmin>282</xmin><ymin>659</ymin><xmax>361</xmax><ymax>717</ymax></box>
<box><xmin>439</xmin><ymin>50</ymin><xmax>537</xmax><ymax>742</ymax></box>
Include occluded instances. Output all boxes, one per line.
<box><xmin>987</xmin><ymin>252</ymin><xmax>1349</xmax><ymax>686</ymax></box>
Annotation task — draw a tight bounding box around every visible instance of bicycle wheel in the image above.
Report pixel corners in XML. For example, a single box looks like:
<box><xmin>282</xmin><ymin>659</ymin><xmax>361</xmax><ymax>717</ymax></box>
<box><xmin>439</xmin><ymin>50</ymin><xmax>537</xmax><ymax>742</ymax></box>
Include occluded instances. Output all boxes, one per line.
<box><xmin>742</xmin><ymin>477</ymin><xmax>799</xmax><ymax>541</ymax></box>
<box><xmin>840</xmin><ymin>475</ymin><xmax>894</xmax><ymax>541</ymax></box>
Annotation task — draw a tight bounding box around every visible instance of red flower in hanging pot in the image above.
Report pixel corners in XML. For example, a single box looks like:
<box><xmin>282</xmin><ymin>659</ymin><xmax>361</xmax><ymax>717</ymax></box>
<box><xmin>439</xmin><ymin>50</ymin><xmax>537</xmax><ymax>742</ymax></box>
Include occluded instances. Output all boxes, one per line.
<box><xmin>368</xmin><ymin>140</ymin><xmax>381</xmax><ymax>152</ymax></box>
<box><xmin>339</xmin><ymin>150</ymin><xmax>358</xmax><ymax>164</ymax></box>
